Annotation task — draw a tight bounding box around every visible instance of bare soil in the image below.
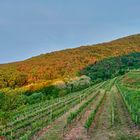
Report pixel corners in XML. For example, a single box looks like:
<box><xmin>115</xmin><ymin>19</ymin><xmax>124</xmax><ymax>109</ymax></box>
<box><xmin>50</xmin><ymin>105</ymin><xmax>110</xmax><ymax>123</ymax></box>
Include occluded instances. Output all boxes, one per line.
<box><xmin>64</xmin><ymin>92</ymin><xmax>105</xmax><ymax>140</ymax></box>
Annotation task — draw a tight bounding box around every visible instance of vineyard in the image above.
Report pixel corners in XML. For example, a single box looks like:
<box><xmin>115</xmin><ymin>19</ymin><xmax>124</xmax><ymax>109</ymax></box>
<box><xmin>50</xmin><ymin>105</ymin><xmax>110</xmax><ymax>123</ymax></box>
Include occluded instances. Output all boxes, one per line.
<box><xmin>0</xmin><ymin>71</ymin><xmax>140</xmax><ymax>140</ymax></box>
<box><xmin>0</xmin><ymin>2</ymin><xmax>140</xmax><ymax>139</ymax></box>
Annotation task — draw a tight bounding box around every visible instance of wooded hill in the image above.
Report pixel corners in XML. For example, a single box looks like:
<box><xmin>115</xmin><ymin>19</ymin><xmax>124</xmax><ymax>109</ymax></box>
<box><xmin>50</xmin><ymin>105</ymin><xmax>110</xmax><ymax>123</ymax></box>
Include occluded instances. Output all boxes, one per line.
<box><xmin>0</xmin><ymin>34</ymin><xmax>140</xmax><ymax>88</ymax></box>
<box><xmin>80</xmin><ymin>52</ymin><xmax>140</xmax><ymax>83</ymax></box>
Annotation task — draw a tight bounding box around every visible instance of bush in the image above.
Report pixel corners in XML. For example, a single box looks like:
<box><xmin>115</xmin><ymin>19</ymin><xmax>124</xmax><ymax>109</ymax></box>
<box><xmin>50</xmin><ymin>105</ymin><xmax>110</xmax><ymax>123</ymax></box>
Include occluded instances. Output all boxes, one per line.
<box><xmin>26</xmin><ymin>92</ymin><xmax>46</xmax><ymax>105</ymax></box>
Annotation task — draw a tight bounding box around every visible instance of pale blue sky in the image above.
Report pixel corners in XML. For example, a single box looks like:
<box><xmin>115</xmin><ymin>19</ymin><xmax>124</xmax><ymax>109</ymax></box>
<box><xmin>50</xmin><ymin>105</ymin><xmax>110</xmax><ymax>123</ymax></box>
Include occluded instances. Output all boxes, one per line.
<box><xmin>0</xmin><ymin>0</ymin><xmax>140</xmax><ymax>63</ymax></box>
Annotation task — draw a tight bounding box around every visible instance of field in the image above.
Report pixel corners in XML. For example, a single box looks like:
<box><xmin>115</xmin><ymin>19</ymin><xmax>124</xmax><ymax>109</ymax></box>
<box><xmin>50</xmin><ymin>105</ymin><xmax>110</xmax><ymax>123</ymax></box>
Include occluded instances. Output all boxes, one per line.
<box><xmin>0</xmin><ymin>71</ymin><xmax>140</xmax><ymax>140</ymax></box>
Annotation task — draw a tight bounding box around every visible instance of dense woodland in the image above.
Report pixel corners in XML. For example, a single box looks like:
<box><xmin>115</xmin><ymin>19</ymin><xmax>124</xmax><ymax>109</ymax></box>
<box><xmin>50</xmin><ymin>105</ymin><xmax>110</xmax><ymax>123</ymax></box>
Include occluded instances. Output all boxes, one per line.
<box><xmin>0</xmin><ymin>34</ymin><xmax>140</xmax><ymax>89</ymax></box>
<box><xmin>80</xmin><ymin>52</ymin><xmax>140</xmax><ymax>83</ymax></box>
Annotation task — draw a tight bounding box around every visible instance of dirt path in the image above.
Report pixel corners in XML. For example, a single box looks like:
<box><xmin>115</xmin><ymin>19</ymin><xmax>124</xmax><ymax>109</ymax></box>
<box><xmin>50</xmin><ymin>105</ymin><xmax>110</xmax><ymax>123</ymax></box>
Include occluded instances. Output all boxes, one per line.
<box><xmin>112</xmin><ymin>85</ymin><xmax>140</xmax><ymax>139</ymax></box>
<box><xmin>64</xmin><ymin>90</ymin><xmax>105</xmax><ymax>140</ymax></box>
<box><xmin>33</xmin><ymin>91</ymin><xmax>100</xmax><ymax>140</ymax></box>
<box><xmin>90</xmin><ymin>90</ymin><xmax>115</xmax><ymax>140</ymax></box>
<box><xmin>90</xmin><ymin>85</ymin><xmax>140</xmax><ymax>140</ymax></box>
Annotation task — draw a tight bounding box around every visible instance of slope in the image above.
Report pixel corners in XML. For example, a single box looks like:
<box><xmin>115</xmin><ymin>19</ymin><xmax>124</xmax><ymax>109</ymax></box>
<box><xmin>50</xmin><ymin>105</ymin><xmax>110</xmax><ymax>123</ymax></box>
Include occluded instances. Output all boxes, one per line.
<box><xmin>0</xmin><ymin>34</ymin><xmax>140</xmax><ymax>88</ymax></box>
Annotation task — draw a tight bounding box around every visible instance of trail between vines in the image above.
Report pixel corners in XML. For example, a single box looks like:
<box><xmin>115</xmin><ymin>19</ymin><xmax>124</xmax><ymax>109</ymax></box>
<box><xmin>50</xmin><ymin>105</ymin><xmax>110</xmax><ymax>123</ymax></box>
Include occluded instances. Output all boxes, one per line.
<box><xmin>90</xmin><ymin>90</ymin><xmax>113</xmax><ymax>140</ymax></box>
<box><xmin>64</xmin><ymin>91</ymin><xmax>104</xmax><ymax>140</ymax></box>
<box><xmin>90</xmin><ymin>85</ymin><xmax>140</xmax><ymax>140</ymax></box>
<box><xmin>113</xmin><ymin>86</ymin><xmax>140</xmax><ymax>139</ymax></box>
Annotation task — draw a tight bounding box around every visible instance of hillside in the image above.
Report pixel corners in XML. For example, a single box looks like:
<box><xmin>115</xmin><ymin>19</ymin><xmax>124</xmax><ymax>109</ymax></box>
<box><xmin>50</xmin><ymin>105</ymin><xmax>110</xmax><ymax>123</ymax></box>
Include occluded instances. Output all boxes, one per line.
<box><xmin>1</xmin><ymin>71</ymin><xmax>140</xmax><ymax>139</ymax></box>
<box><xmin>0</xmin><ymin>34</ymin><xmax>140</xmax><ymax>88</ymax></box>
<box><xmin>80</xmin><ymin>52</ymin><xmax>140</xmax><ymax>83</ymax></box>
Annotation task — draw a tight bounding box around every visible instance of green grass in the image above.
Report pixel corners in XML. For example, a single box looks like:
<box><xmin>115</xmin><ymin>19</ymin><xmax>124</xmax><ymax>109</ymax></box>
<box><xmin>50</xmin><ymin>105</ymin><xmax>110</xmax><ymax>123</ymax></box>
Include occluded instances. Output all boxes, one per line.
<box><xmin>121</xmin><ymin>70</ymin><xmax>140</xmax><ymax>89</ymax></box>
<box><xmin>116</xmin><ymin>71</ymin><xmax>140</xmax><ymax>127</ymax></box>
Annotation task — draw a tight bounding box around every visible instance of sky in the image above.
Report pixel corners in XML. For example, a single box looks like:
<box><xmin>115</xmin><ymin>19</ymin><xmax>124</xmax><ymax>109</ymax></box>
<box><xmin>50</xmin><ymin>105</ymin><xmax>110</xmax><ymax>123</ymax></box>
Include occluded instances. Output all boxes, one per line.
<box><xmin>0</xmin><ymin>0</ymin><xmax>140</xmax><ymax>64</ymax></box>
